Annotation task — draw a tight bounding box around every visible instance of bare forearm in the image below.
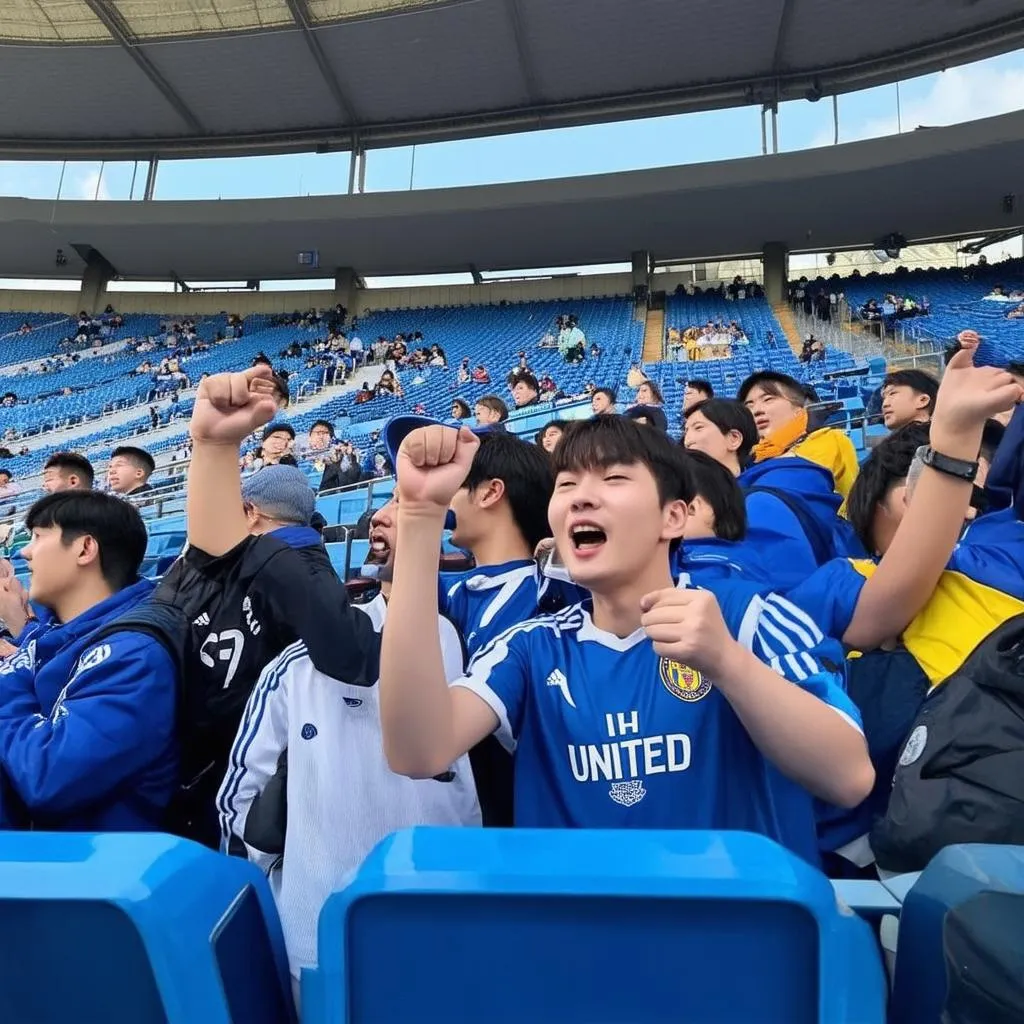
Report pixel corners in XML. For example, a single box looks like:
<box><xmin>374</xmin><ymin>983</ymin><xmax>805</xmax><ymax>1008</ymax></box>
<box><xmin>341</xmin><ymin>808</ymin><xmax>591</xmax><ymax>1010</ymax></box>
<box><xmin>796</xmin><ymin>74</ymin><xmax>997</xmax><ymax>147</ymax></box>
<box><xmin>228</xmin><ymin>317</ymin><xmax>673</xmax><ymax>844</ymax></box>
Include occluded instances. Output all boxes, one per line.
<box><xmin>379</xmin><ymin>510</ymin><xmax>456</xmax><ymax>776</ymax></box>
<box><xmin>846</xmin><ymin>420</ymin><xmax>980</xmax><ymax>649</ymax></box>
<box><xmin>715</xmin><ymin>645</ymin><xmax>873</xmax><ymax>807</ymax></box>
<box><xmin>187</xmin><ymin>441</ymin><xmax>249</xmax><ymax>556</ymax></box>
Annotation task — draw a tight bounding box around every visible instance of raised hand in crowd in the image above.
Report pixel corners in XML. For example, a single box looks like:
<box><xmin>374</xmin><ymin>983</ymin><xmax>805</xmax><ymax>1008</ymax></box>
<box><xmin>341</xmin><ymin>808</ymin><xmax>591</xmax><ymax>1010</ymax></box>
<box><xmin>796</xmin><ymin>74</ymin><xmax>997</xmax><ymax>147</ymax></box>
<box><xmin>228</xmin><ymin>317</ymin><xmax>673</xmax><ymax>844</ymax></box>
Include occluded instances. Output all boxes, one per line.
<box><xmin>190</xmin><ymin>364</ymin><xmax>281</xmax><ymax>446</ymax></box>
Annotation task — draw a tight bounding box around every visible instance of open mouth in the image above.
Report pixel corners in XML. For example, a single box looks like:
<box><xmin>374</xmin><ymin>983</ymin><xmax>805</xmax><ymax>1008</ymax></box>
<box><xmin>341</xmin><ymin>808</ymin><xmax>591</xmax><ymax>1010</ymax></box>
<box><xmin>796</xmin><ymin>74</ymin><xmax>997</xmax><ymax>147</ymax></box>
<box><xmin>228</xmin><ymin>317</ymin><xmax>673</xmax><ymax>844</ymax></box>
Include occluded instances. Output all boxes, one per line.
<box><xmin>754</xmin><ymin>416</ymin><xmax>770</xmax><ymax>432</ymax></box>
<box><xmin>367</xmin><ymin>532</ymin><xmax>392</xmax><ymax>563</ymax></box>
<box><xmin>569</xmin><ymin>522</ymin><xmax>607</xmax><ymax>556</ymax></box>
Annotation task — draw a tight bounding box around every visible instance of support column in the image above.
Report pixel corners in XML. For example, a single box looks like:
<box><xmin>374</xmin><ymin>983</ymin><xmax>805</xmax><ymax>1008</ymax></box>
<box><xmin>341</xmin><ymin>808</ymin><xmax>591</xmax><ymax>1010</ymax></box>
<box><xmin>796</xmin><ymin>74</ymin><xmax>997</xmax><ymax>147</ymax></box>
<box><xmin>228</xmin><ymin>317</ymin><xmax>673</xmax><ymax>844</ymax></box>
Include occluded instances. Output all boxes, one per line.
<box><xmin>142</xmin><ymin>158</ymin><xmax>159</xmax><ymax>201</ymax></box>
<box><xmin>333</xmin><ymin>267</ymin><xmax>360</xmax><ymax>314</ymax></box>
<box><xmin>79</xmin><ymin>262</ymin><xmax>112</xmax><ymax>314</ymax></box>
<box><xmin>762</xmin><ymin>242</ymin><xmax>789</xmax><ymax>306</ymax></box>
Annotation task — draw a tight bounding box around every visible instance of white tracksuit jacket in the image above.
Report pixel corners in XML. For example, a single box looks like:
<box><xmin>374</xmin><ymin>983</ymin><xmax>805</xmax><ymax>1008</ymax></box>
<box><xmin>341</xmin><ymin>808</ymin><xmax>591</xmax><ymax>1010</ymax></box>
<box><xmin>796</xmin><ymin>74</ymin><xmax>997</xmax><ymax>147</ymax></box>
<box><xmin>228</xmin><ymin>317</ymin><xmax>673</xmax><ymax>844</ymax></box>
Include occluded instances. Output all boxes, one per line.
<box><xmin>217</xmin><ymin>594</ymin><xmax>482</xmax><ymax>978</ymax></box>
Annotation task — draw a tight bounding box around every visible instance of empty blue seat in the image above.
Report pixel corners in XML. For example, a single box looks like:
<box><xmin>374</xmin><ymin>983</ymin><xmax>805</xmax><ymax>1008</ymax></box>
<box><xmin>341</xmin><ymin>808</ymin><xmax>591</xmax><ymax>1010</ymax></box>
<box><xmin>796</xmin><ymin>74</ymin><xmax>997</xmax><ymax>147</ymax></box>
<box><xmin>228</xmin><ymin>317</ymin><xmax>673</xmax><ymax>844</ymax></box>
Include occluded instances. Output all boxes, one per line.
<box><xmin>889</xmin><ymin>844</ymin><xmax>1024</xmax><ymax>1024</ymax></box>
<box><xmin>0</xmin><ymin>833</ymin><xmax>293</xmax><ymax>1023</ymax></box>
<box><xmin>347</xmin><ymin>538</ymin><xmax>370</xmax><ymax>575</ymax></box>
<box><xmin>303</xmin><ymin>828</ymin><xmax>886</xmax><ymax>1023</ymax></box>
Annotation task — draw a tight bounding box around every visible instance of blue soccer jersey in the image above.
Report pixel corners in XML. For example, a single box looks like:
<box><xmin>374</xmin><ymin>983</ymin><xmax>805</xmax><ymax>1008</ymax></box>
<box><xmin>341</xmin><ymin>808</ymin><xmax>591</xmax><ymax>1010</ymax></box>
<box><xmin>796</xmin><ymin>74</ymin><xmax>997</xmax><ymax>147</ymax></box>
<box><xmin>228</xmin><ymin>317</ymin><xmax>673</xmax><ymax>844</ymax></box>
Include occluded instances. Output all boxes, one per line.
<box><xmin>440</xmin><ymin>559</ymin><xmax>557</xmax><ymax>657</ymax></box>
<box><xmin>451</xmin><ymin>578</ymin><xmax>861</xmax><ymax>865</ymax></box>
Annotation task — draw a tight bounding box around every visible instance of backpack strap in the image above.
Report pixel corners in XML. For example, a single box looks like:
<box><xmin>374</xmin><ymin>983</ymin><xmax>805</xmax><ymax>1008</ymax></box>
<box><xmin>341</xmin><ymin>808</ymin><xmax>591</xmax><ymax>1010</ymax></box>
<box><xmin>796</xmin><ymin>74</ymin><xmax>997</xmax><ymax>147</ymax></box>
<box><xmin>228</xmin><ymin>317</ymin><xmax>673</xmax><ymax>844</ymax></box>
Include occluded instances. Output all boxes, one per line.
<box><xmin>745</xmin><ymin>484</ymin><xmax>834</xmax><ymax>565</ymax></box>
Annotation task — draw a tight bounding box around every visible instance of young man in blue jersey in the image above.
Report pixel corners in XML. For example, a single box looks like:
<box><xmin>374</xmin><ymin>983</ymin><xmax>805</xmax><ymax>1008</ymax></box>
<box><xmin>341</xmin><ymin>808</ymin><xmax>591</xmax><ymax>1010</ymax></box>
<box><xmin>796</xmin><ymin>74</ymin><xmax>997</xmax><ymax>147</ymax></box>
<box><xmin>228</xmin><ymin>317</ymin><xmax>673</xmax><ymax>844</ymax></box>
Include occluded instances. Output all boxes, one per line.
<box><xmin>385</xmin><ymin>417</ymin><xmax>556</xmax><ymax>826</ymax></box>
<box><xmin>380</xmin><ymin>415</ymin><xmax>874</xmax><ymax>864</ymax></box>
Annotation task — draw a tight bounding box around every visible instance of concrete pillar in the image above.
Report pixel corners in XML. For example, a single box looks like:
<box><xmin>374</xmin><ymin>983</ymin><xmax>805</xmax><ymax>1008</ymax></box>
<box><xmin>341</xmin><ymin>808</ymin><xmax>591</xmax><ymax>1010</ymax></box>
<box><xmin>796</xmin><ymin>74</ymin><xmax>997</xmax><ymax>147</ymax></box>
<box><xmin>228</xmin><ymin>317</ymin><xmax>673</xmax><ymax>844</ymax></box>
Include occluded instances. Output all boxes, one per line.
<box><xmin>79</xmin><ymin>262</ymin><xmax>112</xmax><ymax>314</ymax></box>
<box><xmin>762</xmin><ymin>242</ymin><xmax>789</xmax><ymax>305</ymax></box>
<box><xmin>333</xmin><ymin>267</ymin><xmax>359</xmax><ymax>314</ymax></box>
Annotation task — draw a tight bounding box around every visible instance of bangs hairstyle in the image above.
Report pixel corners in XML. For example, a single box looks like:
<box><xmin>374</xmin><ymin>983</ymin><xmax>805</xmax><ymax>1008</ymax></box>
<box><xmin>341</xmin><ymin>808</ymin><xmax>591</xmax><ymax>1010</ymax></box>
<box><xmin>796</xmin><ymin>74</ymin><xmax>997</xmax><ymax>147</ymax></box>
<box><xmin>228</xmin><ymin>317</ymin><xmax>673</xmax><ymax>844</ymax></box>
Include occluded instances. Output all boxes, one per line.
<box><xmin>25</xmin><ymin>490</ymin><xmax>147</xmax><ymax>591</ymax></box>
<box><xmin>684</xmin><ymin>398</ymin><xmax>759</xmax><ymax>466</ymax></box>
<box><xmin>464</xmin><ymin>431</ymin><xmax>554</xmax><ymax>551</ymax></box>
<box><xmin>681</xmin><ymin>449</ymin><xmax>747</xmax><ymax>541</ymax></box>
<box><xmin>737</xmin><ymin>371</ymin><xmax>812</xmax><ymax>407</ymax></box>
<box><xmin>552</xmin><ymin>415</ymin><xmax>695</xmax><ymax>506</ymax></box>
<box><xmin>846</xmin><ymin>422</ymin><xmax>930</xmax><ymax>552</ymax></box>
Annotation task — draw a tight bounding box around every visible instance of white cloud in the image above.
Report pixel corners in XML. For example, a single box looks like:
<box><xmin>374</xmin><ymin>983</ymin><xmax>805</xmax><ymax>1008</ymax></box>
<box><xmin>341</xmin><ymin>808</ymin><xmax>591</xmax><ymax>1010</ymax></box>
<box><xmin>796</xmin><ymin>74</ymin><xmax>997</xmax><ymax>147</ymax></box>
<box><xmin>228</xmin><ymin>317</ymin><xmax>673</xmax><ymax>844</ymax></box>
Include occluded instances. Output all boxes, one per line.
<box><xmin>70</xmin><ymin>168</ymin><xmax>111</xmax><ymax>201</ymax></box>
<box><xmin>814</xmin><ymin>63</ymin><xmax>1024</xmax><ymax>148</ymax></box>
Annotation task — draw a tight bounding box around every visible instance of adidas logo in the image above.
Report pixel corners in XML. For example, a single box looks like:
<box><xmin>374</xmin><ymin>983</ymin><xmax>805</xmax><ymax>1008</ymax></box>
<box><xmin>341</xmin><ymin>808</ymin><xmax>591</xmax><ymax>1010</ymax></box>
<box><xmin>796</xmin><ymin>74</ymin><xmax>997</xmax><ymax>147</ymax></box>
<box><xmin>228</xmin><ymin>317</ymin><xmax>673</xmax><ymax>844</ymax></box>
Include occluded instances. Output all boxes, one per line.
<box><xmin>546</xmin><ymin>668</ymin><xmax>576</xmax><ymax>709</ymax></box>
<box><xmin>193</xmin><ymin>612</ymin><xmax>211</xmax><ymax>627</ymax></box>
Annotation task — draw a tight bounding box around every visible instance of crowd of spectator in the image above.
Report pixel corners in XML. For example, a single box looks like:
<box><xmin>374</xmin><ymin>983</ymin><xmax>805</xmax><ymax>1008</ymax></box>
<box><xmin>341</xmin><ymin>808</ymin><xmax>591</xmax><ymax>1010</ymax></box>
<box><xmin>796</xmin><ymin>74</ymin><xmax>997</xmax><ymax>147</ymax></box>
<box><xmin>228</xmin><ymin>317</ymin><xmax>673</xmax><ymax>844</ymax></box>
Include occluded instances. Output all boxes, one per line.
<box><xmin>0</xmin><ymin>298</ymin><xmax>1021</xmax><ymax>1017</ymax></box>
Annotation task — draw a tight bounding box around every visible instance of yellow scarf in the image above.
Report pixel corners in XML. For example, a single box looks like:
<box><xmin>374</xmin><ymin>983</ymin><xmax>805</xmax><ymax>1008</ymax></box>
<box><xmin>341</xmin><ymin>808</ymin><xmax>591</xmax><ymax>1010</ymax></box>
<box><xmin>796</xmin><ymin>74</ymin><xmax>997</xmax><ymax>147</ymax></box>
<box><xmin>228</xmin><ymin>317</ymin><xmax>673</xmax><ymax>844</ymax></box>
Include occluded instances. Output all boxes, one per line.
<box><xmin>752</xmin><ymin>409</ymin><xmax>808</xmax><ymax>463</ymax></box>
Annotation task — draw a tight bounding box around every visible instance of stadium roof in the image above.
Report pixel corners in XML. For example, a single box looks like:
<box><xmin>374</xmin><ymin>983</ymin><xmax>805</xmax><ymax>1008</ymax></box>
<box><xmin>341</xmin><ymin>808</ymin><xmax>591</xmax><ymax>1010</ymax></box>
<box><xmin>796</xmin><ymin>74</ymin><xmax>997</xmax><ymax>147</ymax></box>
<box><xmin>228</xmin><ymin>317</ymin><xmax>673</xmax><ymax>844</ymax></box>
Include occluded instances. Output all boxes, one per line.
<box><xmin>2</xmin><ymin>108</ymin><xmax>1023</xmax><ymax>282</ymax></box>
<box><xmin>2</xmin><ymin>0</ymin><xmax>1024</xmax><ymax>159</ymax></box>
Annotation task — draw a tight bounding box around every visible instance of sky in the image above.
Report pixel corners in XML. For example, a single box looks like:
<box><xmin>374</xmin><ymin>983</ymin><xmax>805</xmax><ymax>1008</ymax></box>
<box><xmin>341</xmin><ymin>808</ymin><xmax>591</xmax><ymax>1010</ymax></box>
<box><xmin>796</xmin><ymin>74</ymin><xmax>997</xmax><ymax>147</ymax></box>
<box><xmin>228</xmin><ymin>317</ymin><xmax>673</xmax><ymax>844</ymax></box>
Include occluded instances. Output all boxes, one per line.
<box><xmin>2</xmin><ymin>47</ymin><xmax>1023</xmax><ymax>290</ymax></box>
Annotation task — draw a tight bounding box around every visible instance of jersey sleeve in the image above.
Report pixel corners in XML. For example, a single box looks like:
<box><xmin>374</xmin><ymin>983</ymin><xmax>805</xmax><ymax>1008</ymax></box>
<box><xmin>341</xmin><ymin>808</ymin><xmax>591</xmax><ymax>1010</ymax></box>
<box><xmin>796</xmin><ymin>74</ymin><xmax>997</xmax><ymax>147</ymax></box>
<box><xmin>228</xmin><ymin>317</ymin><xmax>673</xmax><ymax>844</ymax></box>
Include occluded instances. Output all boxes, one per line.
<box><xmin>437</xmin><ymin>575</ymin><xmax>468</xmax><ymax>633</ymax></box>
<box><xmin>449</xmin><ymin>626</ymin><xmax>531</xmax><ymax>753</ymax></box>
<box><xmin>947</xmin><ymin>535</ymin><xmax>1024</xmax><ymax>602</ymax></box>
<box><xmin>216</xmin><ymin>642</ymin><xmax>296</xmax><ymax>866</ymax></box>
<box><xmin>783</xmin><ymin>558</ymin><xmax>869</xmax><ymax>645</ymax></box>
<box><xmin>733</xmin><ymin>589</ymin><xmax>864</xmax><ymax>734</ymax></box>
<box><xmin>0</xmin><ymin>632</ymin><xmax>177</xmax><ymax>816</ymax></box>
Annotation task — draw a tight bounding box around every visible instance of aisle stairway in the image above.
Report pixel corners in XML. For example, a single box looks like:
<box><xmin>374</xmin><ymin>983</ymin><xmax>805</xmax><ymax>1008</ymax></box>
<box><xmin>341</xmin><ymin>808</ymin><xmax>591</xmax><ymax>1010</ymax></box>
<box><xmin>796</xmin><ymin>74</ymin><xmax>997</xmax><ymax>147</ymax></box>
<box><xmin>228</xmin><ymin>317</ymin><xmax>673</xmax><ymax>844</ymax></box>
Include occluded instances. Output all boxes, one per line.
<box><xmin>771</xmin><ymin>303</ymin><xmax>803</xmax><ymax>355</ymax></box>
<box><xmin>642</xmin><ymin>307</ymin><xmax>665</xmax><ymax>362</ymax></box>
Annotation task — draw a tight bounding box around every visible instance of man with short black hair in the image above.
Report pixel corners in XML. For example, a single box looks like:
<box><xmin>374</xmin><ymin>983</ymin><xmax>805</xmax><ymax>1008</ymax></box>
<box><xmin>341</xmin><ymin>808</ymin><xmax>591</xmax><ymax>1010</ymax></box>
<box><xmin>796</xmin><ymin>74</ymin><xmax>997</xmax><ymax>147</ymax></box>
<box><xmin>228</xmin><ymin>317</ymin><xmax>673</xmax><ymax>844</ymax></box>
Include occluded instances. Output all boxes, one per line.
<box><xmin>107</xmin><ymin>446</ymin><xmax>155</xmax><ymax>496</ymax></box>
<box><xmin>43</xmin><ymin>452</ymin><xmax>94</xmax><ymax>493</ymax></box>
<box><xmin>0</xmin><ymin>491</ymin><xmax>178</xmax><ymax>831</ymax></box>
<box><xmin>881</xmin><ymin>369</ymin><xmax>939</xmax><ymax>430</ymax></box>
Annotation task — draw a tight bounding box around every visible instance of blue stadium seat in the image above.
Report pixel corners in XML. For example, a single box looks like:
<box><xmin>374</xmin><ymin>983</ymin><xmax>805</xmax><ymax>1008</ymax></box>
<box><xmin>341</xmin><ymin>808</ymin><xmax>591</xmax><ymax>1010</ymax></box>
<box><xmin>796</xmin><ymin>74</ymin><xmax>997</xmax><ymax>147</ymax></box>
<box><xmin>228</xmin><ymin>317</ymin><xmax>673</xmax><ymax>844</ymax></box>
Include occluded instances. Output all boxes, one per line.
<box><xmin>325</xmin><ymin>541</ymin><xmax>347</xmax><ymax>576</ymax></box>
<box><xmin>0</xmin><ymin>833</ymin><xmax>294</xmax><ymax>1023</ymax></box>
<box><xmin>347</xmin><ymin>538</ymin><xmax>370</xmax><ymax>575</ymax></box>
<box><xmin>888</xmin><ymin>844</ymin><xmax>1024</xmax><ymax>1024</ymax></box>
<box><xmin>302</xmin><ymin>828</ymin><xmax>886</xmax><ymax>1024</ymax></box>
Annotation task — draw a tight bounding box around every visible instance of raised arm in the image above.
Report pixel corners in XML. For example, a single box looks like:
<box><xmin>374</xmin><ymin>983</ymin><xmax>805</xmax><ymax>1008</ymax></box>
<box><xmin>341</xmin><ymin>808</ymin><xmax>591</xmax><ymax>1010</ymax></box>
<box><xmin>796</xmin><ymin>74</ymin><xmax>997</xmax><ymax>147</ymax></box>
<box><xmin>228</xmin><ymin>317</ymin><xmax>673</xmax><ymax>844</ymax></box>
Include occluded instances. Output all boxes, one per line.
<box><xmin>379</xmin><ymin>425</ymin><xmax>498</xmax><ymax>778</ymax></box>
<box><xmin>845</xmin><ymin>334</ymin><xmax>1024</xmax><ymax>649</ymax></box>
<box><xmin>187</xmin><ymin>365</ymin><xmax>279</xmax><ymax>556</ymax></box>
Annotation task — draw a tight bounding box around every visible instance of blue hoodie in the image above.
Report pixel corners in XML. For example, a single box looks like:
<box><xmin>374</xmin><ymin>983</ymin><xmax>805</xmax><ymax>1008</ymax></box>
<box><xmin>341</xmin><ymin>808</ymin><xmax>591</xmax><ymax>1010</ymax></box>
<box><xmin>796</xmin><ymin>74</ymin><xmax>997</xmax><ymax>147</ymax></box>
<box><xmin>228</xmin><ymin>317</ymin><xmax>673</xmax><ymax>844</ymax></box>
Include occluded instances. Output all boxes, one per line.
<box><xmin>740</xmin><ymin>456</ymin><xmax>865</xmax><ymax>589</ymax></box>
<box><xmin>673</xmin><ymin>536</ymin><xmax>774</xmax><ymax>587</ymax></box>
<box><xmin>0</xmin><ymin>577</ymin><xmax>178</xmax><ymax>832</ymax></box>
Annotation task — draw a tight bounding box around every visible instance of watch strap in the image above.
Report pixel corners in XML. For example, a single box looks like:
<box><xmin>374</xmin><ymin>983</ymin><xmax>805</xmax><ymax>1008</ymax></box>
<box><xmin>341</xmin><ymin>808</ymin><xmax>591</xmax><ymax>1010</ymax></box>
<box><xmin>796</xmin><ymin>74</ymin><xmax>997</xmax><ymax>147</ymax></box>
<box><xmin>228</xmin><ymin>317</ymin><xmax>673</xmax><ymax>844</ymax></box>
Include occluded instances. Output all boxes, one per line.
<box><xmin>922</xmin><ymin>446</ymin><xmax>979</xmax><ymax>482</ymax></box>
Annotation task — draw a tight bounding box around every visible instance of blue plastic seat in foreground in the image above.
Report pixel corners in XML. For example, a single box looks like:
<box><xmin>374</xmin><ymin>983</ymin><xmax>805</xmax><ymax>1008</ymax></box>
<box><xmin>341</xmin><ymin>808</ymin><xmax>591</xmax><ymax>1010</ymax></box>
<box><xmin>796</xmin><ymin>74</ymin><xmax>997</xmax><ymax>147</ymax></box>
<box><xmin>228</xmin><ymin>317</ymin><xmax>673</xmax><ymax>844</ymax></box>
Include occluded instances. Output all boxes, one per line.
<box><xmin>0</xmin><ymin>833</ymin><xmax>294</xmax><ymax>1024</ymax></box>
<box><xmin>303</xmin><ymin>828</ymin><xmax>886</xmax><ymax>1024</ymax></box>
<box><xmin>889</xmin><ymin>844</ymin><xmax>1024</xmax><ymax>1024</ymax></box>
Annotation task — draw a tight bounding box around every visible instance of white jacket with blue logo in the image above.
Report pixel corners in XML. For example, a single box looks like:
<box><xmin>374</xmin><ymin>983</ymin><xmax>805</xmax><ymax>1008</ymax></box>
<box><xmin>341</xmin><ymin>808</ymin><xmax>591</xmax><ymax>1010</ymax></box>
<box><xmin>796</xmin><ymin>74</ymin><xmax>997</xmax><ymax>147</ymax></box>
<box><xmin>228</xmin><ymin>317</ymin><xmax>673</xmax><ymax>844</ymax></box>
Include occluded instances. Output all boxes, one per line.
<box><xmin>216</xmin><ymin>594</ymin><xmax>481</xmax><ymax>978</ymax></box>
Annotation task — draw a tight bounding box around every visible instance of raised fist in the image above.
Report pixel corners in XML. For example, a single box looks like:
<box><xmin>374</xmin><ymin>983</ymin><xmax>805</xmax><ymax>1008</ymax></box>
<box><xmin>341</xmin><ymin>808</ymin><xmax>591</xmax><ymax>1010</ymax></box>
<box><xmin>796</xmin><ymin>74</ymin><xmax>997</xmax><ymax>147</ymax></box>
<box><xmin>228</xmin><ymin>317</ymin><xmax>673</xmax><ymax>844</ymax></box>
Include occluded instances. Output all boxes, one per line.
<box><xmin>640</xmin><ymin>587</ymin><xmax>738</xmax><ymax>679</ymax></box>
<box><xmin>396</xmin><ymin>425</ymin><xmax>479</xmax><ymax>512</ymax></box>
<box><xmin>190</xmin><ymin>365</ymin><xmax>280</xmax><ymax>446</ymax></box>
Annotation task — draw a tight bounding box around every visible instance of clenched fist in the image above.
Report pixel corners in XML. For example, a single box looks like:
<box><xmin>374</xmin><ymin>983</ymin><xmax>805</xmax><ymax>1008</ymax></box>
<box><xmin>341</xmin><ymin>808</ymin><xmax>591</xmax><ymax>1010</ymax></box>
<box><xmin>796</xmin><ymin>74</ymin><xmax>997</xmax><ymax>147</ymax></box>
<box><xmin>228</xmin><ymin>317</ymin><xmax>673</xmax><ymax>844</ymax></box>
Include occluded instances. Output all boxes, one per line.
<box><xmin>190</xmin><ymin>365</ymin><xmax>280</xmax><ymax>446</ymax></box>
<box><xmin>396</xmin><ymin>425</ymin><xmax>479</xmax><ymax>512</ymax></box>
<box><xmin>640</xmin><ymin>587</ymin><xmax>740</xmax><ymax>679</ymax></box>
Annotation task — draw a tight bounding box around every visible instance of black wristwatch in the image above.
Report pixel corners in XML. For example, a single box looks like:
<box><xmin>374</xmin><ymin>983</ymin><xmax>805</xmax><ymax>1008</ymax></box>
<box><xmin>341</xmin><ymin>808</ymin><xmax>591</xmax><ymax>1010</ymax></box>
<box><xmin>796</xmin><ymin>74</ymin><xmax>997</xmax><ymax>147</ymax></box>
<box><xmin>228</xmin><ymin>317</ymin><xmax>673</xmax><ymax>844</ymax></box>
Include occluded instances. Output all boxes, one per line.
<box><xmin>920</xmin><ymin>446</ymin><xmax>979</xmax><ymax>482</ymax></box>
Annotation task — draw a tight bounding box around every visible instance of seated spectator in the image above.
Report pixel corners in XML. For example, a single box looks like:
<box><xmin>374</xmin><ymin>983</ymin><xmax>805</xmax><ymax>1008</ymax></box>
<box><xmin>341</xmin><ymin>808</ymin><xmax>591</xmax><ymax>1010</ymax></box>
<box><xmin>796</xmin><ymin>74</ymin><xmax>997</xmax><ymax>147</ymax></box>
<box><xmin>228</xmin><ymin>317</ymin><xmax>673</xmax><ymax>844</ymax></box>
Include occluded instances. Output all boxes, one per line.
<box><xmin>536</xmin><ymin>420</ymin><xmax>567</xmax><ymax>453</ymax></box>
<box><xmin>739</xmin><ymin>371</ymin><xmax>859</xmax><ymax>499</ymax></box>
<box><xmin>257</xmin><ymin>423</ymin><xmax>295</xmax><ymax>469</ymax></box>
<box><xmin>457</xmin><ymin>358</ymin><xmax>471</xmax><ymax>383</ymax></box>
<box><xmin>0</xmin><ymin>492</ymin><xmax>177</xmax><ymax>831</ymax></box>
<box><xmin>363</xmin><ymin>454</ymin><xmax>393</xmax><ymax>481</ymax></box>
<box><xmin>43</xmin><ymin>452</ymin><xmax>94</xmax><ymax>494</ymax></box>
<box><xmin>379</xmin><ymin>416</ymin><xmax>872</xmax><ymax>865</ymax></box>
<box><xmin>474</xmin><ymin>395</ymin><xmax>508</xmax><ymax>429</ymax></box>
<box><xmin>471</xmin><ymin>365</ymin><xmax>491</xmax><ymax>384</ymax></box>
<box><xmin>301</xmin><ymin>420</ymin><xmax>335</xmax><ymax>464</ymax></box>
<box><xmin>318</xmin><ymin>441</ymin><xmax>362</xmax><ymax>493</ymax></box>
<box><xmin>881</xmin><ymin>369</ymin><xmax>939</xmax><ymax>430</ymax></box>
<box><xmin>0</xmin><ymin>471</ymin><xmax>19</xmax><ymax>499</ymax></box>
<box><xmin>683</xmin><ymin>379</ymin><xmax>714</xmax><ymax>413</ymax></box>
<box><xmin>219</xmin><ymin>493</ymin><xmax>479</xmax><ymax>998</ymax></box>
<box><xmin>683</xmin><ymin>399</ymin><xmax>758</xmax><ymax>477</ymax></box>
<box><xmin>624</xmin><ymin>405</ymin><xmax>668</xmax><ymax>432</ymax></box>
<box><xmin>107</xmin><ymin>446</ymin><xmax>155</xmax><ymax>497</ymax></box>
<box><xmin>590</xmin><ymin>387</ymin><xmax>617</xmax><ymax>415</ymax></box>
<box><xmin>450</xmin><ymin>398</ymin><xmax>471</xmax><ymax>421</ymax></box>
<box><xmin>510</xmin><ymin>372</ymin><xmax>541</xmax><ymax>409</ymax></box>
<box><xmin>376</xmin><ymin>370</ymin><xmax>402</xmax><ymax>397</ymax></box>
<box><xmin>634</xmin><ymin>380</ymin><xmax>665</xmax><ymax>412</ymax></box>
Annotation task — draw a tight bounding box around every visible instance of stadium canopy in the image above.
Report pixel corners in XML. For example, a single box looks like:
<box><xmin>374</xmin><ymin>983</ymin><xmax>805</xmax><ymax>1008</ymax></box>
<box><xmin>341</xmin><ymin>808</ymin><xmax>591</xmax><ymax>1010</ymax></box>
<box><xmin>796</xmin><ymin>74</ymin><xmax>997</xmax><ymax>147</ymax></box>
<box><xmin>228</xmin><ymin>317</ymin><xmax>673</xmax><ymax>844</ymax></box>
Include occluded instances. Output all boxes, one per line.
<box><xmin>2</xmin><ymin>0</ymin><xmax>1024</xmax><ymax>159</ymax></box>
<box><xmin>2</xmin><ymin>108</ymin><xmax>1023</xmax><ymax>282</ymax></box>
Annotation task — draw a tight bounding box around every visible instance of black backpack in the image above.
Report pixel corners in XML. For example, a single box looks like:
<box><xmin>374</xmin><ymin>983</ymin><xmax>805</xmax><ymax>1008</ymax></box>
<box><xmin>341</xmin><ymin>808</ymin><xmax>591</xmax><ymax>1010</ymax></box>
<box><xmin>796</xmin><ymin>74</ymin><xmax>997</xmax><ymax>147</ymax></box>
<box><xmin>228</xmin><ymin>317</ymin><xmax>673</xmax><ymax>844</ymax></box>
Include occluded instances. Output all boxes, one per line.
<box><xmin>871</xmin><ymin>613</ymin><xmax>1024</xmax><ymax>873</ymax></box>
<box><xmin>93</xmin><ymin>539</ymin><xmax>296</xmax><ymax>846</ymax></box>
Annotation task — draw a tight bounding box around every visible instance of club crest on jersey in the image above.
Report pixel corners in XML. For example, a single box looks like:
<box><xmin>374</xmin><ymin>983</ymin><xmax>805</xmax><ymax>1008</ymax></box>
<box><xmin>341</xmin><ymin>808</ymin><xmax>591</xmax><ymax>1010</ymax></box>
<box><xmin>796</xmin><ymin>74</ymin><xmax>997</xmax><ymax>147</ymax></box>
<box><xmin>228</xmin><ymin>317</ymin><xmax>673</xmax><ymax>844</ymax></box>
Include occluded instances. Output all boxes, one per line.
<box><xmin>609</xmin><ymin>780</ymin><xmax>646</xmax><ymax>807</ymax></box>
<box><xmin>659</xmin><ymin>658</ymin><xmax>710</xmax><ymax>702</ymax></box>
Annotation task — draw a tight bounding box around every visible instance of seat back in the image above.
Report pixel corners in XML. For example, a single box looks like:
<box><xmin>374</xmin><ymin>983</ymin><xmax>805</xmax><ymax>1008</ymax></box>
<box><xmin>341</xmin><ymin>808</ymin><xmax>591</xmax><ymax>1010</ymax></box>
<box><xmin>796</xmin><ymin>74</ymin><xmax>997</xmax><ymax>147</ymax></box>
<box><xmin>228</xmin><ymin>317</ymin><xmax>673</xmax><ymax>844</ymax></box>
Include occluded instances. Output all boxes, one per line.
<box><xmin>0</xmin><ymin>833</ymin><xmax>294</xmax><ymax>1024</ymax></box>
<box><xmin>304</xmin><ymin>828</ymin><xmax>885</xmax><ymax>1024</ymax></box>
